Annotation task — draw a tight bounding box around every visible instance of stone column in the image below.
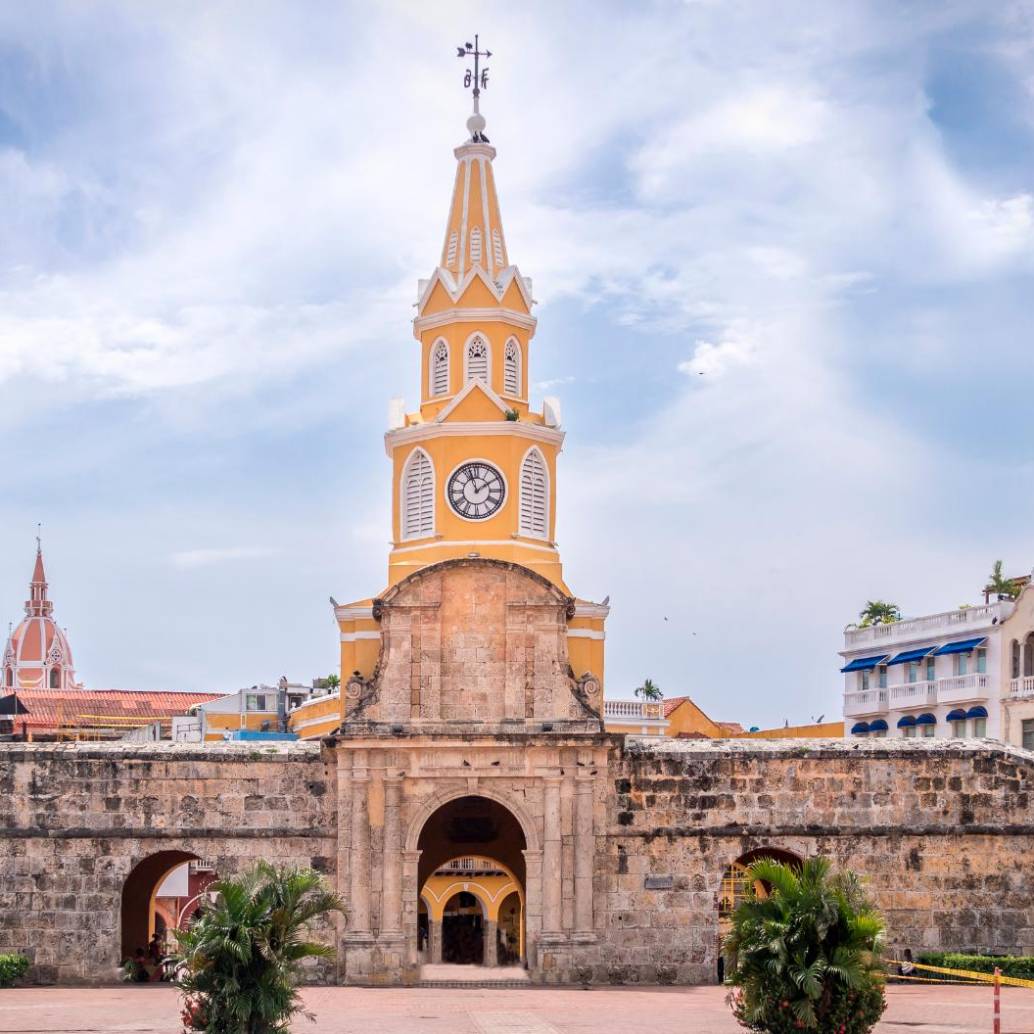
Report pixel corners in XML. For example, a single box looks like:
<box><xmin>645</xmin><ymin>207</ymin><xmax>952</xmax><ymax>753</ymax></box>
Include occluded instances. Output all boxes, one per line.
<box><xmin>542</xmin><ymin>776</ymin><xmax>562</xmax><ymax>934</ymax></box>
<box><xmin>574</xmin><ymin>772</ymin><xmax>594</xmax><ymax>935</ymax></box>
<box><xmin>381</xmin><ymin>775</ymin><xmax>403</xmax><ymax>935</ymax></box>
<box><xmin>349</xmin><ymin>751</ymin><xmax>371</xmax><ymax>935</ymax></box>
<box><xmin>483</xmin><ymin>918</ymin><xmax>498</xmax><ymax>967</ymax></box>
<box><xmin>429</xmin><ymin>917</ymin><xmax>443</xmax><ymax>963</ymax></box>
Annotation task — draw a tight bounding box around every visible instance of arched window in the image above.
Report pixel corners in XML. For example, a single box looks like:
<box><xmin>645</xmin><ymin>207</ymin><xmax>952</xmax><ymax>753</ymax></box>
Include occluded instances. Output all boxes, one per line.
<box><xmin>519</xmin><ymin>448</ymin><xmax>548</xmax><ymax>538</ymax></box>
<box><xmin>5</xmin><ymin>667</ymin><xmax>11</xmax><ymax>687</ymax></box>
<box><xmin>445</xmin><ymin>232</ymin><xmax>458</xmax><ymax>267</ymax></box>
<box><xmin>492</xmin><ymin>228</ymin><xmax>504</xmax><ymax>267</ymax></box>
<box><xmin>503</xmin><ymin>339</ymin><xmax>521</xmax><ymax>396</ymax></box>
<box><xmin>1011</xmin><ymin>640</ymin><xmax>1021</xmax><ymax>680</ymax></box>
<box><xmin>49</xmin><ymin>667</ymin><xmax>60</xmax><ymax>689</ymax></box>
<box><xmin>469</xmin><ymin>226</ymin><xmax>482</xmax><ymax>266</ymax></box>
<box><xmin>465</xmin><ymin>336</ymin><xmax>489</xmax><ymax>385</ymax></box>
<box><xmin>430</xmin><ymin>340</ymin><xmax>449</xmax><ymax>397</ymax></box>
<box><xmin>401</xmin><ymin>449</ymin><xmax>434</xmax><ymax>540</ymax></box>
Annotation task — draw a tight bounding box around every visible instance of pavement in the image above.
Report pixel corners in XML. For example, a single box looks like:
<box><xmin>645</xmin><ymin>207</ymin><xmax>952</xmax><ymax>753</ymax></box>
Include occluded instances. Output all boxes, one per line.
<box><xmin>0</xmin><ymin>984</ymin><xmax>1031</xmax><ymax>1033</ymax></box>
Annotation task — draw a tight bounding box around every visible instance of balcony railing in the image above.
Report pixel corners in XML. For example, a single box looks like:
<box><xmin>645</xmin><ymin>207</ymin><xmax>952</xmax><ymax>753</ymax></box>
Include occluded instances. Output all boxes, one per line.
<box><xmin>603</xmin><ymin>700</ymin><xmax>665</xmax><ymax>721</ymax></box>
<box><xmin>889</xmin><ymin>681</ymin><xmax>936</xmax><ymax>708</ymax></box>
<box><xmin>844</xmin><ymin>689</ymin><xmax>889</xmax><ymax>717</ymax></box>
<box><xmin>844</xmin><ymin>602</ymin><xmax>1010</xmax><ymax>649</ymax></box>
<box><xmin>1009</xmin><ymin>676</ymin><xmax>1034</xmax><ymax>698</ymax></box>
<box><xmin>845</xmin><ymin>675</ymin><xmax>992</xmax><ymax>716</ymax></box>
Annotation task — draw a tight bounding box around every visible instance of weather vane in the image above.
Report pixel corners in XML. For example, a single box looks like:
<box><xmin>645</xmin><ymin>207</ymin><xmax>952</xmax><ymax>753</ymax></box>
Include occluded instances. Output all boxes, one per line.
<box><xmin>457</xmin><ymin>34</ymin><xmax>491</xmax><ymax>142</ymax></box>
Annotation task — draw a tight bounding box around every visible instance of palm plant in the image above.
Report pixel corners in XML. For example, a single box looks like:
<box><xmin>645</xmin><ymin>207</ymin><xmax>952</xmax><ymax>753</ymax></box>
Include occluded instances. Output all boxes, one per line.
<box><xmin>324</xmin><ymin>673</ymin><xmax>340</xmax><ymax>690</ymax></box>
<box><xmin>857</xmin><ymin>601</ymin><xmax>900</xmax><ymax>628</ymax></box>
<box><xmin>725</xmin><ymin>857</ymin><xmax>886</xmax><ymax>1034</ymax></box>
<box><xmin>987</xmin><ymin>560</ymin><xmax>1019</xmax><ymax>601</ymax></box>
<box><xmin>634</xmin><ymin>678</ymin><xmax>663</xmax><ymax>701</ymax></box>
<box><xmin>173</xmin><ymin>862</ymin><xmax>342</xmax><ymax>1034</ymax></box>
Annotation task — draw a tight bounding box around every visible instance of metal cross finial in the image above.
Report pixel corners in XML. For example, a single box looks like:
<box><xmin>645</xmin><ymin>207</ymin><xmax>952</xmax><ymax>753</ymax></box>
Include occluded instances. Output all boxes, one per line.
<box><xmin>36</xmin><ymin>522</ymin><xmax>42</xmax><ymax>553</ymax></box>
<box><xmin>456</xmin><ymin>34</ymin><xmax>492</xmax><ymax>141</ymax></box>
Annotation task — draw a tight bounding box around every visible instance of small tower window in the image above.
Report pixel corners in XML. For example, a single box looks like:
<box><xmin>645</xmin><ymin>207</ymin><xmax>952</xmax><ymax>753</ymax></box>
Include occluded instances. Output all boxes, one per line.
<box><xmin>401</xmin><ymin>449</ymin><xmax>434</xmax><ymax>540</ymax></box>
<box><xmin>519</xmin><ymin>448</ymin><xmax>548</xmax><ymax>538</ymax></box>
<box><xmin>503</xmin><ymin>339</ymin><xmax>520</xmax><ymax>396</ymax></box>
<box><xmin>492</xmin><ymin>228</ymin><xmax>504</xmax><ymax>267</ymax></box>
<box><xmin>446</xmin><ymin>232</ymin><xmax>458</xmax><ymax>267</ymax></box>
<box><xmin>49</xmin><ymin>667</ymin><xmax>60</xmax><ymax>689</ymax></box>
<box><xmin>431</xmin><ymin>340</ymin><xmax>449</xmax><ymax>397</ymax></box>
<box><xmin>466</xmin><ymin>336</ymin><xmax>489</xmax><ymax>385</ymax></box>
<box><xmin>469</xmin><ymin>226</ymin><xmax>482</xmax><ymax>266</ymax></box>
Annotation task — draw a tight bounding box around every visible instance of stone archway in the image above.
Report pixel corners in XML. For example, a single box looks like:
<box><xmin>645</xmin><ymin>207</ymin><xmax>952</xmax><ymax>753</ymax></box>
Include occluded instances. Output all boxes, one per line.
<box><xmin>120</xmin><ymin>850</ymin><xmax>200</xmax><ymax>967</ymax></box>
<box><xmin>412</xmin><ymin>795</ymin><xmax>529</xmax><ymax>971</ymax></box>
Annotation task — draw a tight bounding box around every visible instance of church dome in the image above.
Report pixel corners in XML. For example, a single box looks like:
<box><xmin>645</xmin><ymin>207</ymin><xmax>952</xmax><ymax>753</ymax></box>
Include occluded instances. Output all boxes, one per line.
<box><xmin>2</xmin><ymin>544</ymin><xmax>78</xmax><ymax>692</ymax></box>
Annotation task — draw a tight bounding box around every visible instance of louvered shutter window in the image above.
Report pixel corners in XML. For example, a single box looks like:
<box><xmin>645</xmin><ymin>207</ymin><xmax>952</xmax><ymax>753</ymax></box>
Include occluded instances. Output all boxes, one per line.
<box><xmin>469</xmin><ymin>226</ymin><xmax>482</xmax><ymax>265</ymax></box>
<box><xmin>402</xmin><ymin>450</ymin><xmax>434</xmax><ymax>539</ymax></box>
<box><xmin>519</xmin><ymin>449</ymin><xmax>548</xmax><ymax>538</ymax></box>
<box><xmin>466</xmin><ymin>337</ymin><xmax>489</xmax><ymax>384</ymax></box>
<box><xmin>504</xmin><ymin>340</ymin><xmax>520</xmax><ymax>396</ymax></box>
<box><xmin>492</xmin><ymin>228</ymin><xmax>504</xmax><ymax>267</ymax></box>
<box><xmin>431</xmin><ymin>341</ymin><xmax>449</xmax><ymax>396</ymax></box>
<box><xmin>445</xmin><ymin>232</ymin><xmax>458</xmax><ymax>266</ymax></box>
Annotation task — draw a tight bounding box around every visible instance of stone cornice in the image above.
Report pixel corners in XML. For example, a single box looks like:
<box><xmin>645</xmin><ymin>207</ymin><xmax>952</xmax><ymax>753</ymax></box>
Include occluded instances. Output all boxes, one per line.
<box><xmin>413</xmin><ymin>307</ymin><xmax>537</xmax><ymax>337</ymax></box>
<box><xmin>384</xmin><ymin>421</ymin><xmax>565</xmax><ymax>456</ymax></box>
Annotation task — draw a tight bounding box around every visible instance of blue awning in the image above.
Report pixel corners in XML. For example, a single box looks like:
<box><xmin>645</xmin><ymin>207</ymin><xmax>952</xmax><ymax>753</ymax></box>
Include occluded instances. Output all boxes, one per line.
<box><xmin>946</xmin><ymin>709</ymin><xmax>968</xmax><ymax>722</ymax></box>
<box><xmin>933</xmin><ymin>637</ymin><xmax>987</xmax><ymax>656</ymax></box>
<box><xmin>897</xmin><ymin>715</ymin><xmax>917</xmax><ymax>728</ymax></box>
<box><xmin>915</xmin><ymin>713</ymin><xmax>937</xmax><ymax>726</ymax></box>
<box><xmin>841</xmin><ymin>654</ymin><xmax>889</xmax><ymax>673</ymax></box>
<box><xmin>868</xmin><ymin>719</ymin><xmax>888</xmax><ymax>732</ymax></box>
<box><xmin>966</xmin><ymin>705</ymin><xmax>988</xmax><ymax>719</ymax></box>
<box><xmin>886</xmin><ymin>647</ymin><xmax>935</xmax><ymax>666</ymax></box>
<box><xmin>850</xmin><ymin>722</ymin><xmax>870</xmax><ymax>735</ymax></box>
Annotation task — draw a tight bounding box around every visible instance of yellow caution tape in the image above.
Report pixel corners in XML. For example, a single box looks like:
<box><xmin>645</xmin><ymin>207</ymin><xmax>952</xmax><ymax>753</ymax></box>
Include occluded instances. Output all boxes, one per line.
<box><xmin>890</xmin><ymin>961</ymin><xmax>1034</xmax><ymax>990</ymax></box>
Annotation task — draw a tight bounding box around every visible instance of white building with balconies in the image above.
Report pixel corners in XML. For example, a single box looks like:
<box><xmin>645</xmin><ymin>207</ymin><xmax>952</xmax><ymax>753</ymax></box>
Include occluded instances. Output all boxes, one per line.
<box><xmin>840</xmin><ymin>577</ymin><xmax>1034</xmax><ymax>749</ymax></box>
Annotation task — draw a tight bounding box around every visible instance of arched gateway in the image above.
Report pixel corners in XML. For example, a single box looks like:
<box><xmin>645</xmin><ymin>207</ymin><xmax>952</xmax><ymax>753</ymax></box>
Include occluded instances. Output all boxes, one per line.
<box><xmin>332</xmin><ymin>556</ymin><xmax>609</xmax><ymax>984</ymax></box>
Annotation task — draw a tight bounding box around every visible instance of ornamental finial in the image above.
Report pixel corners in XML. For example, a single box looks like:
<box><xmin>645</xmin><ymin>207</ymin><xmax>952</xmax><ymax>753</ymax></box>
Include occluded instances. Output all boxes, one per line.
<box><xmin>456</xmin><ymin>34</ymin><xmax>491</xmax><ymax>142</ymax></box>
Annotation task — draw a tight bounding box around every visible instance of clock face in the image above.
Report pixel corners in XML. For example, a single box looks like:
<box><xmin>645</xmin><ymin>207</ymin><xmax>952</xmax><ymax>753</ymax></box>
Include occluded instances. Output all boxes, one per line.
<box><xmin>448</xmin><ymin>461</ymin><xmax>506</xmax><ymax>520</ymax></box>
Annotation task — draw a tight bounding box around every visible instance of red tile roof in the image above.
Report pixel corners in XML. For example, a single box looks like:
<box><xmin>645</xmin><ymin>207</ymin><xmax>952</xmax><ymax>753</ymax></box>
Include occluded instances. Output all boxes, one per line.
<box><xmin>1</xmin><ymin>688</ymin><xmax>221</xmax><ymax>730</ymax></box>
<box><xmin>662</xmin><ymin>696</ymin><xmax>689</xmax><ymax>717</ymax></box>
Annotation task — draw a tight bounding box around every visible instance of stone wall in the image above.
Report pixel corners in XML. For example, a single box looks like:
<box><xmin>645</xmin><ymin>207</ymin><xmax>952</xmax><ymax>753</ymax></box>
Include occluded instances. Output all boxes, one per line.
<box><xmin>0</xmin><ymin>742</ymin><xmax>335</xmax><ymax>985</ymax></box>
<box><xmin>582</xmin><ymin>738</ymin><xmax>1034</xmax><ymax>985</ymax></box>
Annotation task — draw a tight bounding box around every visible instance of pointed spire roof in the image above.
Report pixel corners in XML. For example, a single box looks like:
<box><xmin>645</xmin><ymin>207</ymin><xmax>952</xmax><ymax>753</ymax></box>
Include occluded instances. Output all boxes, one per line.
<box><xmin>439</xmin><ymin>110</ymin><xmax>510</xmax><ymax>281</ymax></box>
<box><xmin>26</xmin><ymin>537</ymin><xmax>52</xmax><ymax>618</ymax></box>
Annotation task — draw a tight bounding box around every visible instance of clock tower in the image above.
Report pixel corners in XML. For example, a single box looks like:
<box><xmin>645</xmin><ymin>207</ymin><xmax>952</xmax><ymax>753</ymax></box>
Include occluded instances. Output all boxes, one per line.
<box><xmin>329</xmin><ymin>64</ymin><xmax>608</xmax><ymax>724</ymax></box>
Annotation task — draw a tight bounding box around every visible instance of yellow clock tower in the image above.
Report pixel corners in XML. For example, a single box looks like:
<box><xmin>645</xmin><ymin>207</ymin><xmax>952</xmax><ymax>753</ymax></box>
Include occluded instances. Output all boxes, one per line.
<box><xmin>296</xmin><ymin>66</ymin><xmax>609</xmax><ymax>738</ymax></box>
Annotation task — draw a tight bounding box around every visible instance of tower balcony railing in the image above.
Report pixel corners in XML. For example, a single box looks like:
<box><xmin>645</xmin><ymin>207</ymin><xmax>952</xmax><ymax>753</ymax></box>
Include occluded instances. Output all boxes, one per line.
<box><xmin>603</xmin><ymin>700</ymin><xmax>664</xmax><ymax>721</ymax></box>
<box><xmin>936</xmin><ymin>673</ymin><xmax>991</xmax><ymax>704</ymax></box>
<box><xmin>843</xmin><ymin>689</ymin><xmax>889</xmax><ymax>717</ymax></box>
<box><xmin>888</xmin><ymin>681</ymin><xmax>937</xmax><ymax>708</ymax></box>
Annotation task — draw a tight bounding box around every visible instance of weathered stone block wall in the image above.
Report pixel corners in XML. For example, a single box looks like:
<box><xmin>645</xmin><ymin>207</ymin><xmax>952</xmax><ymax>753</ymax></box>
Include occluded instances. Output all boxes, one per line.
<box><xmin>580</xmin><ymin>739</ymin><xmax>1034</xmax><ymax>985</ymax></box>
<box><xmin>0</xmin><ymin>742</ymin><xmax>335</xmax><ymax>985</ymax></box>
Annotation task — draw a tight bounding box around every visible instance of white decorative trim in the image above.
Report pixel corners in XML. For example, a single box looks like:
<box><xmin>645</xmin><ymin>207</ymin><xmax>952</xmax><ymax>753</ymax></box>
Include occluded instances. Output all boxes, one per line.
<box><xmin>459</xmin><ymin>157</ymin><xmax>471</xmax><ymax>279</ymax></box>
<box><xmin>385</xmin><ymin>421</ymin><xmax>564</xmax><ymax>456</ymax></box>
<box><xmin>566</xmin><ymin>629</ymin><xmax>605</xmax><ymax>640</ymax></box>
<box><xmin>340</xmin><ymin>631</ymin><xmax>382</xmax><ymax>642</ymax></box>
<box><xmin>334</xmin><ymin>605</ymin><xmax>375</xmax><ymax>621</ymax></box>
<box><xmin>390</xmin><ymin>538</ymin><xmax>559</xmax><ymax>556</ymax></box>
<box><xmin>415</xmin><ymin>265</ymin><xmax>533</xmax><ymax>318</ymax></box>
<box><xmin>292</xmin><ymin>712</ymin><xmax>342</xmax><ymax>734</ymax></box>
<box><xmin>573</xmin><ymin>602</ymin><xmax>611</xmax><ymax>619</ymax></box>
<box><xmin>443</xmin><ymin>457</ymin><xmax>510</xmax><ymax>524</ymax></box>
<box><xmin>479</xmin><ymin>155</ymin><xmax>492</xmax><ymax>274</ymax></box>
<box><xmin>414</xmin><ymin>307</ymin><xmax>536</xmax><ymax>335</ymax></box>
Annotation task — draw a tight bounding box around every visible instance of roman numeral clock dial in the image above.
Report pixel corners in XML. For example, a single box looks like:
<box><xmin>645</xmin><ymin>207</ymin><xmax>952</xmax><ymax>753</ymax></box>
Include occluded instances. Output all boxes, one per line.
<box><xmin>448</xmin><ymin>462</ymin><xmax>506</xmax><ymax>520</ymax></box>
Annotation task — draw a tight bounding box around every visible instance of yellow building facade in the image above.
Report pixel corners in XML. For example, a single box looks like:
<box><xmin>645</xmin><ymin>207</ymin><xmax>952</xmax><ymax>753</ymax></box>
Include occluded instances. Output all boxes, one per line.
<box><xmin>289</xmin><ymin>107</ymin><xmax>608</xmax><ymax>740</ymax></box>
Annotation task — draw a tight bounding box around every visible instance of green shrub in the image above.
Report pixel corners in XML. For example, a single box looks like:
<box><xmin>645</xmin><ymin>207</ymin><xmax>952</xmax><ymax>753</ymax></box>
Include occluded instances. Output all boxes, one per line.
<box><xmin>918</xmin><ymin>951</ymin><xmax>1034</xmax><ymax>981</ymax></box>
<box><xmin>172</xmin><ymin>862</ymin><xmax>342</xmax><ymax>1034</ymax></box>
<box><xmin>0</xmin><ymin>954</ymin><xmax>29</xmax><ymax>987</ymax></box>
<box><xmin>726</xmin><ymin>857</ymin><xmax>886</xmax><ymax>1033</ymax></box>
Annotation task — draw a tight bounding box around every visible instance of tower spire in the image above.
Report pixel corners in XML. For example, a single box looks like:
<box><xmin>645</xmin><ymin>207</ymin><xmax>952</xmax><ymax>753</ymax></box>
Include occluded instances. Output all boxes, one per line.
<box><xmin>27</xmin><ymin>530</ymin><xmax>51</xmax><ymax>618</ymax></box>
<box><xmin>456</xmin><ymin>34</ymin><xmax>492</xmax><ymax>142</ymax></box>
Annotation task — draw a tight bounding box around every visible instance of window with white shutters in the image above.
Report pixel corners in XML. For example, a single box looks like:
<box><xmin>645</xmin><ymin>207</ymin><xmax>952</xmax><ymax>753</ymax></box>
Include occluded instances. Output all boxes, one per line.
<box><xmin>445</xmin><ymin>232</ymin><xmax>458</xmax><ymax>266</ymax></box>
<box><xmin>519</xmin><ymin>449</ymin><xmax>548</xmax><ymax>538</ymax></box>
<box><xmin>466</xmin><ymin>336</ymin><xmax>489</xmax><ymax>384</ymax></box>
<box><xmin>503</xmin><ymin>339</ymin><xmax>520</xmax><ymax>396</ymax></box>
<box><xmin>401</xmin><ymin>449</ymin><xmax>434</xmax><ymax>540</ymax></box>
<box><xmin>431</xmin><ymin>340</ymin><xmax>449</xmax><ymax>396</ymax></box>
<box><xmin>469</xmin><ymin>226</ymin><xmax>482</xmax><ymax>265</ymax></box>
<box><xmin>492</xmin><ymin>228</ymin><xmax>504</xmax><ymax>267</ymax></box>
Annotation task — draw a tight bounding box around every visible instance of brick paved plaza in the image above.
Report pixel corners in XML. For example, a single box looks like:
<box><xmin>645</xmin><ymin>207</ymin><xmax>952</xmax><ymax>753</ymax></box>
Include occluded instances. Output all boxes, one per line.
<box><xmin>0</xmin><ymin>985</ymin><xmax>1030</xmax><ymax>1034</ymax></box>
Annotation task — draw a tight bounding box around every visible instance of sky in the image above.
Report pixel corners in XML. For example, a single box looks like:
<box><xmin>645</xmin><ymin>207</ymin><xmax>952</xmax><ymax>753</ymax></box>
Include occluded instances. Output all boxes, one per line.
<box><xmin>1</xmin><ymin>1</ymin><xmax>1033</xmax><ymax>728</ymax></box>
